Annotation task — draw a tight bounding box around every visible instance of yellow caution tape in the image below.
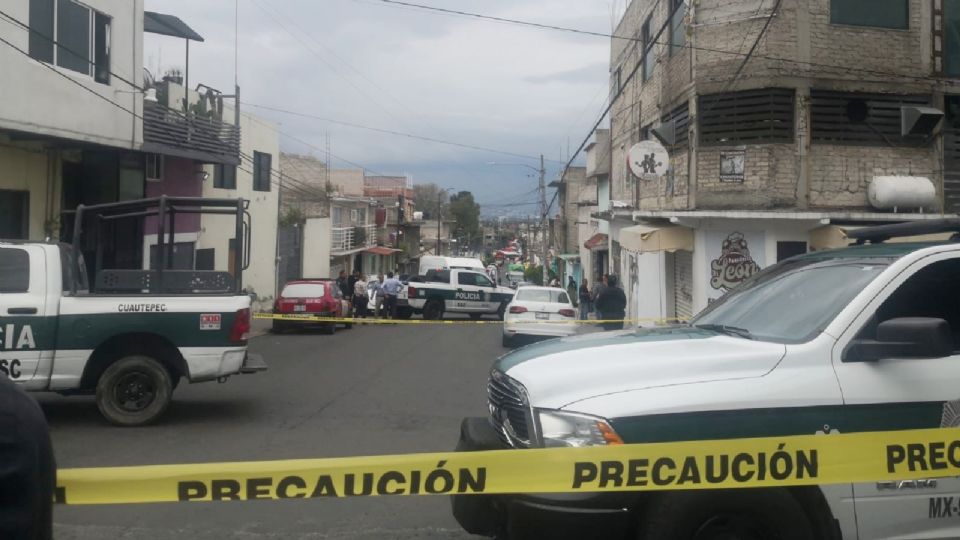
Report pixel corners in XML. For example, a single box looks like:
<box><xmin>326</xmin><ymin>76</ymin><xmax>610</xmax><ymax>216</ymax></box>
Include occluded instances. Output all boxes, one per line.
<box><xmin>56</xmin><ymin>428</ymin><xmax>960</xmax><ymax>505</ymax></box>
<box><xmin>253</xmin><ymin>313</ymin><xmax>687</xmax><ymax>326</ymax></box>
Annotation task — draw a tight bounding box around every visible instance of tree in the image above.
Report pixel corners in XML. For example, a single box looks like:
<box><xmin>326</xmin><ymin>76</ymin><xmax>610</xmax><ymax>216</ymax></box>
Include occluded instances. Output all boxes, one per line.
<box><xmin>449</xmin><ymin>191</ymin><xmax>480</xmax><ymax>248</ymax></box>
<box><xmin>412</xmin><ymin>183</ymin><xmax>448</xmax><ymax>220</ymax></box>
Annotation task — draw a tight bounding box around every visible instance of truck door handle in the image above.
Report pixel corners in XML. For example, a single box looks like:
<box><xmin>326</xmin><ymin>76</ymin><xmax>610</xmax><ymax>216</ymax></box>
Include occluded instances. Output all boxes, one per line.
<box><xmin>7</xmin><ymin>307</ymin><xmax>38</xmax><ymax>315</ymax></box>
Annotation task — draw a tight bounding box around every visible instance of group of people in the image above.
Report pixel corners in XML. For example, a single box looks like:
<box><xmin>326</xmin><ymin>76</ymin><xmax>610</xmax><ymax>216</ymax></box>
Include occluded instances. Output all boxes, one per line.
<box><xmin>569</xmin><ymin>274</ymin><xmax>627</xmax><ymax>331</ymax></box>
<box><xmin>336</xmin><ymin>270</ymin><xmax>404</xmax><ymax>320</ymax></box>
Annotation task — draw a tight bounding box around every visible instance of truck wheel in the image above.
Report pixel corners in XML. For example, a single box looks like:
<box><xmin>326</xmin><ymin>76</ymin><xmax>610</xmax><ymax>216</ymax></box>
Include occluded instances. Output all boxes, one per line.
<box><xmin>423</xmin><ymin>299</ymin><xmax>444</xmax><ymax>320</ymax></box>
<box><xmin>95</xmin><ymin>355</ymin><xmax>173</xmax><ymax>427</ymax></box>
<box><xmin>638</xmin><ymin>489</ymin><xmax>814</xmax><ymax>540</ymax></box>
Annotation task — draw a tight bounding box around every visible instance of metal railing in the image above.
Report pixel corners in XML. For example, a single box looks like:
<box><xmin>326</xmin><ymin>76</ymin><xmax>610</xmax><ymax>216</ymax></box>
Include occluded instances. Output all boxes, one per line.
<box><xmin>142</xmin><ymin>101</ymin><xmax>241</xmax><ymax>164</ymax></box>
<box><xmin>331</xmin><ymin>224</ymin><xmax>377</xmax><ymax>253</ymax></box>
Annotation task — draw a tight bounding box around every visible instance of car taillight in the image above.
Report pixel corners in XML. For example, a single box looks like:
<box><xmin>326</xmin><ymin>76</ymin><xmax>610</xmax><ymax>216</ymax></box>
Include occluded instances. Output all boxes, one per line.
<box><xmin>230</xmin><ymin>308</ymin><xmax>251</xmax><ymax>343</ymax></box>
<box><xmin>559</xmin><ymin>308</ymin><xmax>576</xmax><ymax>318</ymax></box>
<box><xmin>509</xmin><ymin>306</ymin><xmax>528</xmax><ymax>314</ymax></box>
<box><xmin>407</xmin><ymin>285</ymin><xmax>417</xmax><ymax>298</ymax></box>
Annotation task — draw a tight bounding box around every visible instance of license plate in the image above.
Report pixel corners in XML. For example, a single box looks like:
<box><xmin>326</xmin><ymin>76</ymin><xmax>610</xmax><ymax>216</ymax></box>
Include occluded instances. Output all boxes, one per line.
<box><xmin>294</xmin><ymin>305</ymin><xmax>306</xmax><ymax>312</ymax></box>
<box><xmin>535</xmin><ymin>312</ymin><xmax>549</xmax><ymax>320</ymax></box>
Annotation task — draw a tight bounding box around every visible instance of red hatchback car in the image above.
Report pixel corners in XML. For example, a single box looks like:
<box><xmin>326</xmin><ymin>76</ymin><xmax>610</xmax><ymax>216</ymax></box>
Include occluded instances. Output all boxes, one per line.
<box><xmin>272</xmin><ymin>279</ymin><xmax>351</xmax><ymax>334</ymax></box>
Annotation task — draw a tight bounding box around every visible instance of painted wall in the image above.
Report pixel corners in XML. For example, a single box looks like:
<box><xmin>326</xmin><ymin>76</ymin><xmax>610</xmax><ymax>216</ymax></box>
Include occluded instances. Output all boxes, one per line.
<box><xmin>0</xmin><ymin>0</ymin><xmax>144</xmax><ymax>149</ymax></box>
<box><xmin>198</xmin><ymin>110</ymin><xmax>279</xmax><ymax>310</ymax></box>
<box><xmin>0</xmin><ymin>140</ymin><xmax>58</xmax><ymax>240</ymax></box>
<box><xmin>302</xmin><ymin>217</ymin><xmax>332</xmax><ymax>279</ymax></box>
<box><xmin>144</xmin><ymin>157</ymin><xmax>202</xmax><ymax>234</ymax></box>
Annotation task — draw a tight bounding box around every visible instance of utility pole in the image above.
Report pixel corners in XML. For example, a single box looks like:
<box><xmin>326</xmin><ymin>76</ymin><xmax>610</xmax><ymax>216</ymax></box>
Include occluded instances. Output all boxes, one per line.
<box><xmin>538</xmin><ymin>154</ymin><xmax>548</xmax><ymax>285</ymax></box>
<box><xmin>436</xmin><ymin>190</ymin><xmax>442</xmax><ymax>256</ymax></box>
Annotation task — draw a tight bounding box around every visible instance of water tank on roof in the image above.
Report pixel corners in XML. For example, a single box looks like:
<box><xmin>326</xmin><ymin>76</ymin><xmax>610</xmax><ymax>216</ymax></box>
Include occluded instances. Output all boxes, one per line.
<box><xmin>867</xmin><ymin>176</ymin><xmax>937</xmax><ymax>211</ymax></box>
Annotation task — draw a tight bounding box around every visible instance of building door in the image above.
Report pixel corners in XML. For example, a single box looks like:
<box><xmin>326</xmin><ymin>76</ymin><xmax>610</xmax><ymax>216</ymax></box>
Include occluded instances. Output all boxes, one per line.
<box><xmin>0</xmin><ymin>190</ymin><xmax>29</xmax><ymax>240</ymax></box>
<box><xmin>673</xmin><ymin>250</ymin><xmax>693</xmax><ymax>321</ymax></box>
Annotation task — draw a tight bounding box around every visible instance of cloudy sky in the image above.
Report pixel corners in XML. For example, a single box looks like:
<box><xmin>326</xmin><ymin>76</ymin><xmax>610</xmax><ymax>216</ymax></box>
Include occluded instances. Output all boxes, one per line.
<box><xmin>144</xmin><ymin>0</ymin><xmax>625</xmax><ymax>215</ymax></box>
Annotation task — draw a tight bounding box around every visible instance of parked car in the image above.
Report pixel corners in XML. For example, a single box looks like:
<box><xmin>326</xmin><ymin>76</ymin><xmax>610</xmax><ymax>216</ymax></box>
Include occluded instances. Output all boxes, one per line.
<box><xmin>273</xmin><ymin>279</ymin><xmax>351</xmax><ymax>334</ymax></box>
<box><xmin>502</xmin><ymin>286</ymin><xmax>578</xmax><ymax>347</ymax></box>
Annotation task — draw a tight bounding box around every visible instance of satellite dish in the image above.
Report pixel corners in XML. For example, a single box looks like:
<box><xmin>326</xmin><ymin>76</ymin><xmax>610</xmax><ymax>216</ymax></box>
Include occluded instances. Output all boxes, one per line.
<box><xmin>628</xmin><ymin>140</ymin><xmax>669</xmax><ymax>180</ymax></box>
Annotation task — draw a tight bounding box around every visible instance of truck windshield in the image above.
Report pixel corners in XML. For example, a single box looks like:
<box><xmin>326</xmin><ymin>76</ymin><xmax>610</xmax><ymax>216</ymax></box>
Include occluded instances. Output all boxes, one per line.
<box><xmin>691</xmin><ymin>258</ymin><xmax>891</xmax><ymax>344</ymax></box>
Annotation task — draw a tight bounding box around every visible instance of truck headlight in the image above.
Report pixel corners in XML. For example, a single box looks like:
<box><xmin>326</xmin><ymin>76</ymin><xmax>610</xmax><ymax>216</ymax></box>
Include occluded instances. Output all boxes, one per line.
<box><xmin>536</xmin><ymin>410</ymin><xmax>623</xmax><ymax>448</ymax></box>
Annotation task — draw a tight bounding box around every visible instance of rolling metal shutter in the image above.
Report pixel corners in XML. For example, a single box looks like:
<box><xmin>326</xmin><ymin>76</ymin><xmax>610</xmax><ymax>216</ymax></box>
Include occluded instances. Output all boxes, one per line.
<box><xmin>674</xmin><ymin>250</ymin><xmax>693</xmax><ymax>320</ymax></box>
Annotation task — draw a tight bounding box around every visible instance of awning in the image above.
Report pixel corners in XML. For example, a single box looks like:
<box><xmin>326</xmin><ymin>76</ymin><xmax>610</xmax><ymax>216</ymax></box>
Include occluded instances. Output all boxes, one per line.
<box><xmin>583</xmin><ymin>233</ymin><xmax>608</xmax><ymax>250</ymax></box>
<box><xmin>809</xmin><ymin>225</ymin><xmax>953</xmax><ymax>251</ymax></box>
<box><xmin>620</xmin><ymin>224</ymin><xmax>693</xmax><ymax>253</ymax></box>
<box><xmin>144</xmin><ymin>12</ymin><xmax>205</xmax><ymax>41</ymax></box>
<box><xmin>364</xmin><ymin>246</ymin><xmax>402</xmax><ymax>256</ymax></box>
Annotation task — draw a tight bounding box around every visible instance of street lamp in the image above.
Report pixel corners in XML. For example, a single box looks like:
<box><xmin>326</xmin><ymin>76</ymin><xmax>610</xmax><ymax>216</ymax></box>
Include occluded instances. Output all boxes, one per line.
<box><xmin>437</xmin><ymin>187</ymin><xmax>455</xmax><ymax>256</ymax></box>
<box><xmin>487</xmin><ymin>158</ymin><xmax>548</xmax><ymax>285</ymax></box>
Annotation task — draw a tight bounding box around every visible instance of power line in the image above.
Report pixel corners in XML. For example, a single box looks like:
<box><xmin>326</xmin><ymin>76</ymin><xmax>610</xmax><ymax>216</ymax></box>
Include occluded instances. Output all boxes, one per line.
<box><xmin>243</xmin><ymin>101</ymin><xmax>562</xmax><ymax>164</ymax></box>
<box><xmin>363</xmin><ymin>0</ymin><xmax>960</xmax><ymax>87</ymax></box>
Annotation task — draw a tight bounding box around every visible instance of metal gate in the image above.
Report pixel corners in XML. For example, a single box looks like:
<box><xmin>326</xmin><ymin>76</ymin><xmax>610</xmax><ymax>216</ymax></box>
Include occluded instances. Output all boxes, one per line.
<box><xmin>674</xmin><ymin>250</ymin><xmax>694</xmax><ymax>320</ymax></box>
<box><xmin>946</xmin><ymin>129</ymin><xmax>960</xmax><ymax>213</ymax></box>
<box><xmin>277</xmin><ymin>225</ymin><xmax>302</xmax><ymax>285</ymax></box>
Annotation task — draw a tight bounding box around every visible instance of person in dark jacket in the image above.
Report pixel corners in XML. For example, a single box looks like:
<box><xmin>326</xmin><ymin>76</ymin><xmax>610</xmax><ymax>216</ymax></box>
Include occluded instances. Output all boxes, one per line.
<box><xmin>578</xmin><ymin>278</ymin><xmax>592</xmax><ymax>320</ymax></box>
<box><xmin>0</xmin><ymin>376</ymin><xmax>55</xmax><ymax>540</ymax></box>
<box><xmin>594</xmin><ymin>274</ymin><xmax>627</xmax><ymax>330</ymax></box>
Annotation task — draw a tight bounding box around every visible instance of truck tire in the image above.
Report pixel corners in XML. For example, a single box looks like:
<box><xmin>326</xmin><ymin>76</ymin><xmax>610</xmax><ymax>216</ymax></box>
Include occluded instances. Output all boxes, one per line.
<box><xmin>637</xmin><ymin>489</ymin><xmax>814</xmax><ymax>540</ymax></box>
<box><xmin>423</xmin><ymin>299</ymin><xmax>444</xmax><ymax>320</ymax></box>
<box><xmin>95</xmin><ymin>355</ymin><xmax>173</xmax><ymax>427</ymax></box>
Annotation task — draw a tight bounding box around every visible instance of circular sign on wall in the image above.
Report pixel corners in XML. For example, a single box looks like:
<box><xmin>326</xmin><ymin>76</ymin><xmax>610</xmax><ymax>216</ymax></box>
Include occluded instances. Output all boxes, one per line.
<box><xmin>627</xmin><ymin>140</ymin><xmax>670</xmax><ymax>180</ymax></box>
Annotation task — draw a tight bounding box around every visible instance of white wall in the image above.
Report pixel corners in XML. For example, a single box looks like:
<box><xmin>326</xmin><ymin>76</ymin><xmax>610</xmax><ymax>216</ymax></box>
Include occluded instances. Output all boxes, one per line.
<box><xmin>198</xmin><ymin>111</ymin><xmax>279</xmax><ymax>310</ymax></box>
<box><xmin>302</xmin><ymin>217</ymin><xmax>332</xmax><ymax>279</ymax></box>
<box><xmin>0</xmin><ymin>0</ymin><xmax>143</xmax><ymax>149</ymax></box>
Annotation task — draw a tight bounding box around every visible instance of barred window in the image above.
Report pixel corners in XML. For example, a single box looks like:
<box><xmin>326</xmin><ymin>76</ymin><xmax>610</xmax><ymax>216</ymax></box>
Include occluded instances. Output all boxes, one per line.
<box><xmin>698</xmin><ymin>88</ymin><xmax>795</xmax><ymax>146</ymax></box>
<box><xmin>809</xmin><ymin>90</ymin><xmax>931</xmax><ymax>146</ymax></box>
<box><xmin>661</xmin><ymin>101</ymin><xmax>690</xmax><ymax>149</ymax></box>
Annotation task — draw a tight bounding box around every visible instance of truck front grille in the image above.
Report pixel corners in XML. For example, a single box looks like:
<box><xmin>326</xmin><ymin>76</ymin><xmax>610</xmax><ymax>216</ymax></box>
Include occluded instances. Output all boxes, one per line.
<box><xmin>487</xmin><ymin>371</ymin><xmax>533</xmax><ymax>447</ymax></box>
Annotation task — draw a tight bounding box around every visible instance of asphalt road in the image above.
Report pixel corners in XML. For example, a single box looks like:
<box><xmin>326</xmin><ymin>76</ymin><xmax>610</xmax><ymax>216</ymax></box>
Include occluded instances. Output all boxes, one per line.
<box><xmin>42</xmin><ymin>317</ymin><xmax>509</xmax><ymax>540</ymax></box>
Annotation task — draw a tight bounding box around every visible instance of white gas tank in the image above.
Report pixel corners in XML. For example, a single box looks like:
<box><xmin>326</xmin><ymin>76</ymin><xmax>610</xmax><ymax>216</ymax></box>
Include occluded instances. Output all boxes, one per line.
<box><xmin>867</xmin><ymin>176</ymin><xmax>937</xmax><ymax>211</ymax></box>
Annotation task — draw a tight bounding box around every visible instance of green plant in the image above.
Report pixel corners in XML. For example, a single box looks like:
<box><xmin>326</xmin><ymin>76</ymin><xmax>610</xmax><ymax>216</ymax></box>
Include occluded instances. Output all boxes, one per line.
<box><xmin>279</xmin><ymin>208</ymin><xmax>305</xmax><ymax>227</ymax></box>
<box><xmin>353</xmin><ymin>225</ymin><xmax>367</xmax><ymax>246</ymax></box>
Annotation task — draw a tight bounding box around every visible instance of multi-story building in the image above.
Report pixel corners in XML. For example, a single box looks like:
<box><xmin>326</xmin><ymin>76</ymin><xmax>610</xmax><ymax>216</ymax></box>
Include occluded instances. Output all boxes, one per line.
<box><xmin>607</xmin><ymin>0</ymin><xmax>960</xmax><ymax>322</ymax></box>
<box><xmin>551</xmin><ymin>166</ymin><xmax>588</xmax><ymax>286</ymax></box>
<box><xmin>0</xmin><ymin>2</ymin><xmax>279</xmax><ymax>309</ymax></box>
<box><xmin>580</xmin><ymin>129</ymin><xmax>612</xmax><ymax>288</ymax></box>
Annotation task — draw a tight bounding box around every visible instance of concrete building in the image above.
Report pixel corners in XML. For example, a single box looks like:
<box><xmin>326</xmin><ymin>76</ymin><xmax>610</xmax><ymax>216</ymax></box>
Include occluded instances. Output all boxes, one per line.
<box><xmin>607</xmin><ymin>0</ymin><xmax>960</xmax><ymax>323</ymax></box>
<box><xmin>551</xmin><ymin>166</ymin><xmax>588</xmax><ymax>287</ymax></box>
<box><xmin>580</xmin><ymin>129</ymin><xmax>612</xmax><ymax>289</ymax></box>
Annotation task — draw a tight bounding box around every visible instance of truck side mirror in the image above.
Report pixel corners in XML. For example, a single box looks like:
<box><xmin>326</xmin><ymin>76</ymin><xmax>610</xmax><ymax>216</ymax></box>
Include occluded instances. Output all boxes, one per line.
<box><xmin>844</xmin><ymin>317</ymin><xmax>953</xmax><ymax>362</ymax></box>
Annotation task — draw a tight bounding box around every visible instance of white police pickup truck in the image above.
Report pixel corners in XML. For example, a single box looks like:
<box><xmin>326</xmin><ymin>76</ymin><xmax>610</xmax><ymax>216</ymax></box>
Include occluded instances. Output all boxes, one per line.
<box><xmin>0</xmin><ymin>197</ymin><xmax>265</xmax><ymax>426</ymax></box>
<box><xmin>453</xmin><ymin>219</ymin><xmax>960</xmax><ymax>540</ymax></box>
<box><xmin>406</xmin><ymin>269</ymin><xmax>514</xmax><ymax>320</ymax></box>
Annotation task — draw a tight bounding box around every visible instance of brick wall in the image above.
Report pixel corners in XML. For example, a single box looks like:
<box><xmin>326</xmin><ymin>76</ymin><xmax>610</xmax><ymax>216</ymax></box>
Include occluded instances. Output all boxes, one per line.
<box><xmin>808</xmin><ymin>145</ymin><xmax>939</xmax><ymax>208</ymax></box>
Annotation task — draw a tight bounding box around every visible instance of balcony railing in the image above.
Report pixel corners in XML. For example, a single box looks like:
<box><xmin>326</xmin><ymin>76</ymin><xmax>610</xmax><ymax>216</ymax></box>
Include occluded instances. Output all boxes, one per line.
<box><xmin>331</xmin><ymin>224</ymin><xmax>377</xmax><ymax>253</ymax></box>
<box><xmin>142</xmin><ymin>101</ymin><xmax>241</xmax><ymax>165</ymax></box>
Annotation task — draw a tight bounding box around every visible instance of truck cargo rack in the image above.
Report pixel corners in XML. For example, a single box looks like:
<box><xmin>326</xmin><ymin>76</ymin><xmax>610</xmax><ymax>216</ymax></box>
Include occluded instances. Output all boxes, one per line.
<box><xmin>846</xmin><ymin>218</ymin><xmax>960</xmax><ymax>245</ymax></box>
<box><xmin>61</xmin><ymin>196</ymin><xmax>250</xmax><ymax>295</ymax></box>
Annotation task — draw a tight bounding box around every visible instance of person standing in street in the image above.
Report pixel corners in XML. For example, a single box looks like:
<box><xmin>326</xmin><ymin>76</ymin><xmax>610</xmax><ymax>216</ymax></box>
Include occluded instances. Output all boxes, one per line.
<box><xmin>578</xmin><ymin>278</ymin><xmax>592</xmax><ymax>320</ymax></box>
<box><xmin>353</xmin><ymin>273</ymin><xmax>368</xmax><ymax>319</ymax></box>
<box><xmin>566</xmin><ymin>276</ymin><xmax>578</xmax><ymax>308</ymax></box>
<box><xmin>382</xmin><ymin>272</ymin><xmax>403</xmax><ymax>319</ymax></box>
<box><xmin>591</xmin><ymin>274</ymin><xmax>608</xmax><ymax>319</ymax></box>
<box><xmin>336</xmin><ymin>270</ymin><xmax>351</xmax><ymax>299</ymax></box>
<box><xmin>595</xmin><ymin>274</ymin><xmax>627</xmax><ymax>330</ymax></box>
<box><xmin>0</xmin><ymin>376</ymin><xmax>55</xmax><ymax>540</ymax></box>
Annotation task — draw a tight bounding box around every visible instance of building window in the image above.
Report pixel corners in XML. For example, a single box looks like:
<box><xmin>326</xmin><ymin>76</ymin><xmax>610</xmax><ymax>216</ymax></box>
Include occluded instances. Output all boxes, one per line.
<box><xmin>29</xmin><ymin>0</ymin><xmax>111</xmax><ymax>84</ymax></box>
<box><xmin>830</xmin><ymin>0</ymin><xmax>908</xmax><ymax>29</ymax></box>
<box><xmin>0</xmin><ymin>190</ymin><xmax>29</xmax><ymax>240</ymax></box>
<box><xmin>611</xmin><ymin>66</ymin><xmax>622</xmax><ymax>97</ymax></box>
<box><xmin>698</xmin><ymin>88</ymin><xmax>795</xmax><ymax>145</ymax></box>
<box><xmin>947</xmin><ymin>0</ymin><xmax>960</xmax><ymax>77</ymax></box>
<box><xmin>214</xmin><ymin>164</ymin><xmax>237</xmax><ymax>189</ymax></box>
<box><xmin>150</xmin><ymin>242</ymin><xmax>195</xmax><ymax>270</ymax></box>
<box><xmin>810</xmin><ymin>90</ymin><xmax>931</xmax><ymax>146</ymax></box>
<box><xmin>0</xmin><ymin>248</ymin><xmax>30</xmax><ymax>293</ymax></box>
<box><xmin>641</xmin><ymin>15</ymin><xmax>654</xmax><ymax>82</ymax></box>
<box><xmin>661</xmin><ymin>101</ymin><xmax>690</xmax><ymax>149</ymax></box>
<box><xmin>668</xmin><ymin>0</ymin><xmax>686</xmax><ymax>56</ymax></box>
<box><xmin>253</xmin><ymin>151</ymin><xmax>271</xmax><ymax>192</ymax></box>
<box><xmin>145</xmin><ymin>154</ymin><xmax>163</xmax><ymax>182</ymax></box>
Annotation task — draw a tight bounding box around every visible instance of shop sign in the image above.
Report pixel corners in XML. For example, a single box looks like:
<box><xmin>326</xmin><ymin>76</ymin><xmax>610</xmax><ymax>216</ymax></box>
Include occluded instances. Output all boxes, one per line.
<box><xmin>707</xmin><ymin>231</ymin><xmax>764</xmax><ymax>298</ymax></box>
